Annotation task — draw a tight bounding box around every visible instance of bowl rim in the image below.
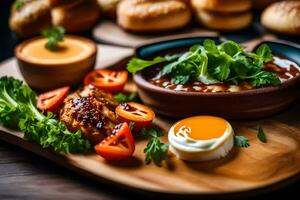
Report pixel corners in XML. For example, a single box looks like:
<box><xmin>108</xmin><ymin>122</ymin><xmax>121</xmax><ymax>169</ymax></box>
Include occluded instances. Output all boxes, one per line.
<box><xmin>15</xmin><ymin>34</ymin><xmax>97</xmax><ymax>68</ymax></box>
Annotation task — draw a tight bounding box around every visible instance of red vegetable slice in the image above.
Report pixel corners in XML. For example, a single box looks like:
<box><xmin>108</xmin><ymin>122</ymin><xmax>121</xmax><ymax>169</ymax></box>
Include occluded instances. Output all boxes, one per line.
<box><xmin>37</xmin><ymin>86</ymin><xmax>70</xmax><ymax>113</ymax></box>
<box><xmin>94</xmin><ymin>123</ymin><xmax>135</xmax><ymax>161</ymax></box>
<box><xmin>115</xmin><ymin>102</ymin><xmax>155</xmax><ymax>131</ymax></box>
<box><xmin>84</xmin><ymin>69</ymin><xmax>128</xmax><ymax>93</ymax></box>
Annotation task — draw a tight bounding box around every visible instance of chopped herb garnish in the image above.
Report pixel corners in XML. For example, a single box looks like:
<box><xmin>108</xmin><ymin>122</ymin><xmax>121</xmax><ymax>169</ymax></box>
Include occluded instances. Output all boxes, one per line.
<box><xmin>114</xmin><ymin>92</ymin><xmax>139</xmax><ymax>103</ymax></box>
<box><xmin>127</xmin><ymin>39</ymin><xmax>280</xmax><ymax>87</ymax></box>
<box><xmin>234</xmin><ymin>135</ymin><xmax>250</xmax><ymax>148</ymax></box>
<box><xmin>15</xmin><ymin>0</ymin><xmax>26</xmax><ymax>10</ymax></box>
<box><xmin>42</xmin><ymin>26</ymin><xmax>65</xmax><ymax>51</ymax></box>
<box><xmin>141</xmin><ymin>128</ymin><xmax>169</xmax><ymax>166</ymax></box>
<box><xmin>257</xmin><ymin>127</ymin><xmax>267</xmax><ymax>143</ymax></box>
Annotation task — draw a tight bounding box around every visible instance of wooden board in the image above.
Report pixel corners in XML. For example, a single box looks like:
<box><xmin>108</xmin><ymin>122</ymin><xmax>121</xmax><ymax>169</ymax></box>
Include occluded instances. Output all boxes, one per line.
<box><xmin>1</xmin><ymin>43</ymin><xmax>300</xmax><ymax>195</ymax></box>
<box><xmin>93</xmin><ymin>21</ymin><xmax>219</xmax><ymax>48</ymax></box>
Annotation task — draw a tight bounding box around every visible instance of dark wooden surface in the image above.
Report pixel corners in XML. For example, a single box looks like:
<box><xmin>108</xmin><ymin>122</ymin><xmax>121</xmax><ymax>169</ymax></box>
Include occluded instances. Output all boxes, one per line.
<box><xmin>1</xmin><ymin>138</ymin><xmax>300</xmax><ymax>200</ymax></box>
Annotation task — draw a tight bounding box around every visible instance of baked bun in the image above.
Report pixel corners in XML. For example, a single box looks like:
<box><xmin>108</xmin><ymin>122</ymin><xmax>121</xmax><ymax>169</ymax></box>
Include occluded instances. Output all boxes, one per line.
<box><xmin>97</xmin><ymin>0</ymin><xmax>122</xmax><ymax>18</ymax></box>
<box><xmin>51</xmin><ymin>0</ymin><xmax>100</xmax><ymax>32</ymax></box>
<box><xmin>194</xmin><ymin>10</ymin><xmax>253</xmax><ymax>30</ymax></box>
<box><xmin>9</xmin><ymin>0</ymin><xmax>52</xmax><ymax>38</ymax></box>
<box><xmin>117</xmin><ymin>0</ymin><xmax>192</xmax><ymax>32</ymax></box>
<box><xmin>191</xmin><ymin>0</ymin><xmax>252</xmax><ymax>13</ymax></box>
<box><xmin>261</xmin><ymin>1</ymin><xmax>300</xmax><ymax>35</ymax></box>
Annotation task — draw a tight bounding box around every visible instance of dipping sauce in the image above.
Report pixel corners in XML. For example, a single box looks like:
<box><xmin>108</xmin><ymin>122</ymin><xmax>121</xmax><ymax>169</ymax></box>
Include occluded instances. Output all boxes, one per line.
<box><xmin>18</xmin><ymin>36</ymin><xmax>95</xmax><ymax>65</ymax></box>
<box><xmin>168</xmin><ymin>116</ymin><xmax>234</xmax><ymax>162</ymax></box>
<box><xmin>146</xmin><ymin>56</ymin><xmax>300</xmax><ymax>93</ymax></box>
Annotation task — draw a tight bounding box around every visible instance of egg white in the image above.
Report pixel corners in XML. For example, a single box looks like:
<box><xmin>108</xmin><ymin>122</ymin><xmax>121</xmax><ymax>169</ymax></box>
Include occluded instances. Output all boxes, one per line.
<box><xmin>168</xmin><ymin>121</ymin><xmax>234</xmax><ymax>162</ymax></box>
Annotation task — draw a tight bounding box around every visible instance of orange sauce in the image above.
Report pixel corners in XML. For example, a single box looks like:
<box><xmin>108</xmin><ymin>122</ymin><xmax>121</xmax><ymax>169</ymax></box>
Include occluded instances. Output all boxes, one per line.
<box><xmin>174</xmin><ymin>116</ymin><xmax>227</xmax><ymax>140</ymax></box>
<box><xmin>20</xmin><ymin>37</ymin><xmax>93</xmax><ymax>64</ymax></box>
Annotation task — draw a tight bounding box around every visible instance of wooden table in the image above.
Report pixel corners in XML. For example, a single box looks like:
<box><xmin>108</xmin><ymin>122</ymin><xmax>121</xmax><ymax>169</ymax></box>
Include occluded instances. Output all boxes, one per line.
<box><xmin>0</xmin><ymin>138</ymin><xmax>299</xmax><ymax>200</ymax></box>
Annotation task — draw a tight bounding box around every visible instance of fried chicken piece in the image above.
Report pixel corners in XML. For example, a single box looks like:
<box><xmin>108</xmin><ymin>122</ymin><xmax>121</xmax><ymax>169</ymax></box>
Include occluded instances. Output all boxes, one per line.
<box><xmin>60</xmin><ymin>85</ymin><xmax>119</xmax><ymax>144</ymax></box>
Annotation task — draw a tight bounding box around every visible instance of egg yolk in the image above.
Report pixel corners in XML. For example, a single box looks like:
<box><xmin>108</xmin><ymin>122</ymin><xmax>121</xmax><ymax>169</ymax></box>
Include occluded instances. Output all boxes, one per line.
<box><xmin>173</xmin><ymin>116</ymin><xmax>227</xmax><ymax>140</ymax></box>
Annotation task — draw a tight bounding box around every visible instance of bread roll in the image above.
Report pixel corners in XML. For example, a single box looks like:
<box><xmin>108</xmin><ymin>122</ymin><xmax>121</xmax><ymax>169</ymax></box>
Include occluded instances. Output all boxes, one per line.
<box><xmin>9</xmin><ymin>0</ymin><xmax>52</xmax><ymax>38</ymax></box>
<box><xmin>117</xmin><ymin>0</ymin><xmax>191</xmax><ymax>32</ymax></box>
<box><xmin>191</xmin><ymin>0</ymin><xmax>252</xmax><ymax>13</ymax></box>
<box><xmin>97</xmin><ymin>0</ymin><xmax>122</xmax><ymax>18</ymax></box>
<box><xmin>261</xmin><ymin>1</ymin><xmax>300</xmax><ymax>35</ymax></box>
<box><xmin>51</xmin><ymin>0</ymin><xmax>100</xmax><ymax>32</ymax></box>
<box><xmin>194</xmin><ymin>10</ymin><xmax>253</xmax><ymax>31</ymax></box>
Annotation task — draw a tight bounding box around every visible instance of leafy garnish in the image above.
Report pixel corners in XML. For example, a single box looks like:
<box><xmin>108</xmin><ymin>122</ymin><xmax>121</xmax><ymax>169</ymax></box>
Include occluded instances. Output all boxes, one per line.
<box><xmin>141</xmin><ymin>128</ymin><xmax>169</xmax><ymax>166</ymax></box>
<box><xmin>42</xmin><ymin>26</ymin><xmax>65</xmax><ymax>51</ymax></box>
<box><xmin>114</xmin><ymin>92</ymin><xmax>139</xmax><ymax>103</ymax></box>
<box><xmin>0</xmin><ymin>76</ymin><xmax>91</xmax><ymax>153</ymax></box>
<box><xmin>15</xmin><ymin>0</ymin><xmax>26</xmax><ymax>10</ymax></box>
<box><xmin>127</xmin><ymin>39</ymin><xmax>280</xmax><ymax>87</ymax></box>
<box><xmin>234</xmin><ymin>135</ymin><xmax>250</xmax><ymax>148</ymax></box>
<box><xmin>257</xmin><ymin>127</ymin><xmax>267</xmax><ymax>143</ymax></box>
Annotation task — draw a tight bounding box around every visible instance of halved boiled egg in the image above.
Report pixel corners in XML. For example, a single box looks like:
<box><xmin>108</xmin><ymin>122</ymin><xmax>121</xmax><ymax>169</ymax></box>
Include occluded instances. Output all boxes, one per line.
<box><xmin>168</xmin><ymin>116</ymin><xmax>234</xmax><ymax>162</ymax></box>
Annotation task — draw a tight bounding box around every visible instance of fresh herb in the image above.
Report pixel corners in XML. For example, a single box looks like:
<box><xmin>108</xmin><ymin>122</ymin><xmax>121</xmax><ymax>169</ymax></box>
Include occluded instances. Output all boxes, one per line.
<box><xmin>127</xmin><ymin>55</ymin><xmax>179</xmax><ymax>74</ymax></box>
<box><xmin>234</xmin><ymin>135</ymin><xmax>250</xmax><ymax>148</ymax></box>
<box><xmin>257</xmin><ymin>127</ymin><xmax>267</xmax><ymax>143</ymax></box>
<box><xmin>42</xmin><ymin>26</ymin><xmax>65</xmax><ymax>51</ymax></box>
<box><xmin>114</xmin><ymin>92</ymin><xmax>139</xmax><ymax>103</ymax></box>
<box><xmin>128</xmin><ymin>122</ymin><xmax>135</xmax><ymax>131</ymax></box>
<box><xmin>141</xmin><ymin>128</ymin><xmax>169</xmax><ymax>166</ymax></box>
<box><xmin>0</xmin><ymin>77</ymin><xmax>91</xmax><ymax>153</ymax></box>
<box><xmin>15</xmin><ymin>0</ymin><xmax>26</xmax><ymax>10</ymax></box>
<box><xmin>127</xmin><ymin>40</ymin><xmax>280</xmax><ymax>87</ymax></box>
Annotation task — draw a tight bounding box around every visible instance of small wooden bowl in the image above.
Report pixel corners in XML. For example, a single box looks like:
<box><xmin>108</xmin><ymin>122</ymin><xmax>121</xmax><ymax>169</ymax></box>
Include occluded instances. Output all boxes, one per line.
<box><xmin>15</xmin><ymin>35</ymin><xmax>97</xmax><ymax>90</ymax></box>
<box><xmin>133</xmin><ymin>38</ymin><xmax>300</xmax><ymax>119</ymax></box>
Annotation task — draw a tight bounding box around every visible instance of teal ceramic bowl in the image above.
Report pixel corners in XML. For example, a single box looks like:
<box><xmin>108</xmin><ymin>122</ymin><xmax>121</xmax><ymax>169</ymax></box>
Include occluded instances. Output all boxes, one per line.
<box><xmin>133</xmin><ymin>38</ymin><xmax>300</xmax><ymax>119</ymax></box>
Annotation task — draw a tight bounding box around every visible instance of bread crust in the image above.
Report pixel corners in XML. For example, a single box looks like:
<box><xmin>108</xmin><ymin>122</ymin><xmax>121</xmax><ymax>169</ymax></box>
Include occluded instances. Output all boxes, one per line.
<box><xmin>97</xmin><ymin>0</ymin><xmax>122</xmax><ymax>19</ymax></box>
<box><xmin>195</xmin><ymin>10</ymin><xmax>253</xmax><ymax>31</ymax></box>
<box><xmin>191</xmin><ymin>0</ymin><xmax>252</xmax><ymax>13</ymax></box>
<box><xmin>9</xmin><ymin>0</ymin><xmax>52</xmax><ymax>38</ymax></box>
<box><xmin>51</xmin><ymin>0</ymin><xmax>100</xmax><ymax>32</ymax></box>
<box><xmin>117</xmin><ymin>0</ymin><xmax>191</xmax><ymax>32</ymax></box>
<box><xmin>261</xmin><ymin>1</ymin><xmax>300</xmax><ymax>35</ymax></box>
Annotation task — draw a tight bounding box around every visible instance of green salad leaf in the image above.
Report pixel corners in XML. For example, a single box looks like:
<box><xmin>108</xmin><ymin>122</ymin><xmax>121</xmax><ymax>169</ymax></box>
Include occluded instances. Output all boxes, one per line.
<box><xmin>114</xmin><ymin>92</ymin><xmax>139</xmax><ymax>103</ymax></box>
<box><xmin>127</xmin><ymin>39</ymin><xmax>280</xmax><ymax>87</ymax></box>
<box><xmin>0</xmin><ymin>76</ymin><xmax>91</xmax><ymax>153</ymax></box>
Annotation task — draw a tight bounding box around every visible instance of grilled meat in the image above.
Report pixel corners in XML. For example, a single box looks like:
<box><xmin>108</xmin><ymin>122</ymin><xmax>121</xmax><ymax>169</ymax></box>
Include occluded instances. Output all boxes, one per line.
<box><xmin>60</xmin><ymin>85</ymin><xmax>119</xmax><ymax>144</ymax></box>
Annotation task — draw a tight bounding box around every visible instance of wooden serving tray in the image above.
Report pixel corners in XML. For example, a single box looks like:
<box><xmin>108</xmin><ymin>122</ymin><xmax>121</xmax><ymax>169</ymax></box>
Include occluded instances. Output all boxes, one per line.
<box><xmin>1</xmin><ymin>44</ymin><xmax>300</xmax><ymax>195</ymax></box>
<box><xmin>93</xmin><ymin>21</ymin><xmax>219</xmax><ymax>48</ymax></box>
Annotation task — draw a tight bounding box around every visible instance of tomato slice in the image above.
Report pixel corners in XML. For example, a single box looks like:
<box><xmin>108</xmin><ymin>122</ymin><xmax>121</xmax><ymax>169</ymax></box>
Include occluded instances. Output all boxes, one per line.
<box><xmin>84</xmin><ymin>69</ymin><xmax>128</xmax><ymax>93</ymax></box>
<box><xmin>37</xmin><ymin>86</ymin><xmax>70</xmax><ymax>113</ymax></box>
<box><xmin>115</xmin><ymin>102</ymin><xmax>155</xmax><ymax>131</ymax></box>
<box><xmin>95</xmin><ymin>123</ymin><xmax>135</xmax><ymax>161</ymax></box>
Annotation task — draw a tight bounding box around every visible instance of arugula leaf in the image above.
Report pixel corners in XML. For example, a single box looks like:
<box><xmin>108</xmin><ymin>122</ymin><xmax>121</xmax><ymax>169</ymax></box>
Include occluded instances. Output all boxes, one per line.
<box><xmin>114</xmin><ymin>92</ymin><xmax>139</xmax><ymax>103</ymax></box>
<box><xmin>234</xmin><ymin>135</ymin><xmax>250</xmax><ymax>148</ymax></box>
<box><xmin>203</xmin><ymin>39</ymin><xmax>218</xmax><ymax>53</ymax></box>
<box><xmin>256</xmin><ymin>44</ymin><xmax>273</xmax><ymax>62</ymax></box>
<box><xmin>127</xmin><ymin>40</ymin><xmax>278</xmax><ymax>88</ymax></box>
<box><xmin>141</xmin><ymin>128</ymin><xmax>168</xmax><ymax>166</ymax></box>
<box><xmin>127</xmin><ymin>55</ymin><xmax>179</xmax><ymax>74</ymax></box>
<box><xmin>15</xmin><ymin>0</ymin><xmax>26</xmax><ymax>10</ymax></box>
<box><xmin>0</xmin><ymin>76</ymin><xmax>91</xmax><ymax>153</ymax></box>
<box><xmin>257</xmin><ymin>127</ymin><xmax>267</xmax><ymax>143</ymax></box>
<box><xmin>219</xmin><ymin>41</ymin><xmax>242</xmax><ymax>57</ymax></box>
<box><xmin>42</xmin><ymin>26</ymin><xmax>65</xmax><ymax>51</ymax></box>
<box><xmin>250</xmin><ymin>71</ymin><xmax>280</xmax><ymax>87</ymax></box>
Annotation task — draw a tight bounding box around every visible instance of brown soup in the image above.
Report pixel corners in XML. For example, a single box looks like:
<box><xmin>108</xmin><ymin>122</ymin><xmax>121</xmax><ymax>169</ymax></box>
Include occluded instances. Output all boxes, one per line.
<box><xmin>144</xmin><ymin>56</ymin><xmax>300</xmax><ymax>93</ymax></box>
